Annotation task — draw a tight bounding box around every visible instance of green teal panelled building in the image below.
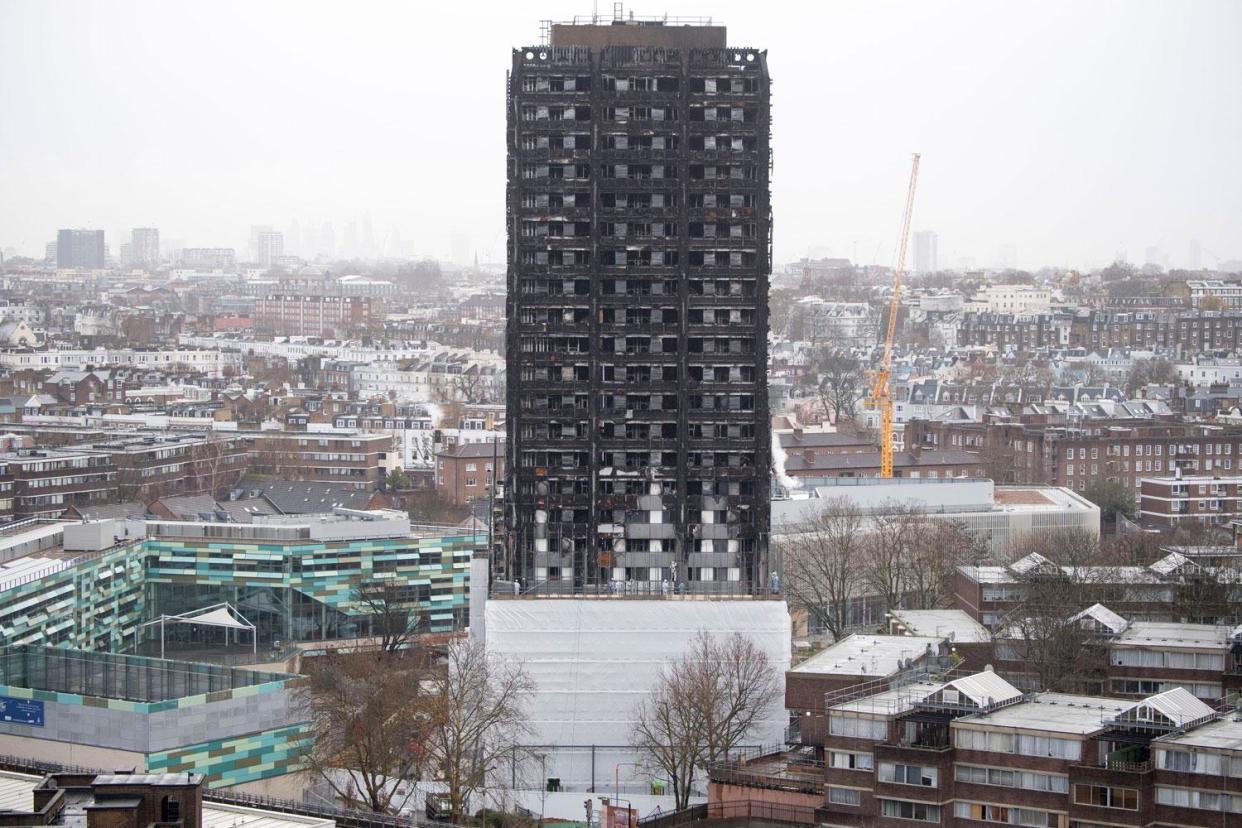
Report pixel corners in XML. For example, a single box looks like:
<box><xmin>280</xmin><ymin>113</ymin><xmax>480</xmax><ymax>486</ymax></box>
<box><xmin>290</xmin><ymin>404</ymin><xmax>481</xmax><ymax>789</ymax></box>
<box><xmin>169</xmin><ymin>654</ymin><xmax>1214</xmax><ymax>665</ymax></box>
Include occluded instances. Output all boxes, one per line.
<box><xmin>143</xmin><ymin>512</ymin><xmax>479</xmax><ymax>644</ymax></box>
<box><xmin>0</xmin><ymin>510</ymin><xmax>481</xmax><ymax>652</ymax></box>
<box><xmin>0</xmin><ymin>510</ymin><xmax>483</xmax><ymax>791</ymax></box>
<box><xmin>0</xmin><ymin>645</ymin><xmax>309</xmax><ymax>789</ymax></box>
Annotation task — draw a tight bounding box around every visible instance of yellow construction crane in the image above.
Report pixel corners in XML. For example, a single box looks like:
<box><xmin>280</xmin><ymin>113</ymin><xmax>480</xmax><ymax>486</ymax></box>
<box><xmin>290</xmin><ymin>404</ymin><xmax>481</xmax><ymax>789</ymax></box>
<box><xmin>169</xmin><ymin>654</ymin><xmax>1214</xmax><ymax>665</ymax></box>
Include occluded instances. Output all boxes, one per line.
<box><xmin>870</xmin><ymin>153</ymin><xmax>921</xmax><ymax>478</ymax></box>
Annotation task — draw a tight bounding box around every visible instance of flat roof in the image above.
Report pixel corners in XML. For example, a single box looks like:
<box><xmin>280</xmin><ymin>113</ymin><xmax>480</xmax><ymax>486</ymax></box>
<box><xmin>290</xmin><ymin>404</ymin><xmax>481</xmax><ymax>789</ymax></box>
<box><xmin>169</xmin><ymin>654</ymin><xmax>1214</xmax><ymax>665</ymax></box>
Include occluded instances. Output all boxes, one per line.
<box><xmin>957</xmin><ymin>692</ymin><xmax>1129</xmax><ymax>736</ymax></box>
<box><xmin>830</xmin><ymin>682</ymin><xmax>942</xmax><ymax>717</ymax></box>
<box><xmin>1115</xmin><ymin>621</ymin><xmax>1232</xmax><ymax>650</ymax></box>
<box><xmin>1158</xmin><ymin>717</ymin><xmax>1242</xmax><ymax>753</ymax></box>
<box><xmin>792</xmin><ymin>635</ymin><xmax>944</xmax><ymax>678</ymax></box>
<box><xmin>890</xmin><ymin>610</ymin><xmax>992</xmax><ymax>644</ymax></box>
<box><xmin>0</xmin><ymin>646</ymin><xmax>294</xmax><ymax>703</ymax></box>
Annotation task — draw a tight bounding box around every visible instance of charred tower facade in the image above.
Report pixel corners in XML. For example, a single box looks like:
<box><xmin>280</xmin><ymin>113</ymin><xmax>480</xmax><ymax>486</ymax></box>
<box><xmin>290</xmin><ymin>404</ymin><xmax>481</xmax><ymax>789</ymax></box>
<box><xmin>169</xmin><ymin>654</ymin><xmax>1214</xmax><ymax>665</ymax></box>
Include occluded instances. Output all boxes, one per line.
<box><xmin>505</xmin><ymin>18</ymin><xmax>771</xmax><ymax>593</ymax></box>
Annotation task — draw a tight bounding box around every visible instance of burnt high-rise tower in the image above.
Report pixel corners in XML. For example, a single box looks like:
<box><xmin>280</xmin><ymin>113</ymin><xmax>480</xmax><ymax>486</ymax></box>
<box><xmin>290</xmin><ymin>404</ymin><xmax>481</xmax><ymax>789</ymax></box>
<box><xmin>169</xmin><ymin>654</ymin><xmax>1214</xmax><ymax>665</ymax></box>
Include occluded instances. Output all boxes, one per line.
<box><xmin>505</xmin><ymin>16</ymin><xmax>771</xmax><ymax>594</ymax></box>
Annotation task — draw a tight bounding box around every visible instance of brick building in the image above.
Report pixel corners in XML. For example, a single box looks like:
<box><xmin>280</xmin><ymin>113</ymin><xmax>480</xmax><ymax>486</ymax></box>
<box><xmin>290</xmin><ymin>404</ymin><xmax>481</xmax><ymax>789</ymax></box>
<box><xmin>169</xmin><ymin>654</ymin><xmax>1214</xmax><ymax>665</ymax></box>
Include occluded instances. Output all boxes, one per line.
<box><xmin>73</xmin><ymin>433</ymin><xmax>250</xmax><ymax>501</ymax></box>
<box><xmin>436</xmin><ymin>441</ymin><xmax>504</xmax><ymax>506</ymax></box>
<box><xmin>953</xmin><ymin>548</ymin><xmax>1242</xmax><ymax>630</ymax></box>
<box><xmin>781</xmin><ymin>447</ymin><xmax>986</xmax><ymax>480</ymax></box>
<box><xmin>254</xmin><ymin>294</ymin><xmax>373</xmax><ymax>338</ymax></box>
<box><xmin>246</xmin><ymin>431</ymin><xmax>392</xmax><ymax>487</ymax></box>
<box><xmin>719</xmin><ymin>666</ymin><xmax>1242</xmax><ymax>827</ymax></box>
<box><xmin>1139</xmin><ymin>473</ymin><xmax>1242</xmax><ymax>529</ymax></box>
<box><xmin>907</xmin><ymin>419</ymin><xmax>1242</xmax><ymax>494</ymax></box>
<box><xmin>1</xmin><ymin>447</ymin><xmax>118</xmax><ymax>518</ymax></box>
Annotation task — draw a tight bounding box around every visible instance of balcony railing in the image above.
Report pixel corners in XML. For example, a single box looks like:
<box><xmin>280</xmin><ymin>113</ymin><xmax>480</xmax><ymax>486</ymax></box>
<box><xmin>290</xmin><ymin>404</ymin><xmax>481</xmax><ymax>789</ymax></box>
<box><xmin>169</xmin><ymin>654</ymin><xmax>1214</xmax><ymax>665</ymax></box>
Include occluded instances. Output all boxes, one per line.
<box><xmin>1073</xmin><ymin>759</ymin><xmax>1152</xmax><ymax>773</ymax></box>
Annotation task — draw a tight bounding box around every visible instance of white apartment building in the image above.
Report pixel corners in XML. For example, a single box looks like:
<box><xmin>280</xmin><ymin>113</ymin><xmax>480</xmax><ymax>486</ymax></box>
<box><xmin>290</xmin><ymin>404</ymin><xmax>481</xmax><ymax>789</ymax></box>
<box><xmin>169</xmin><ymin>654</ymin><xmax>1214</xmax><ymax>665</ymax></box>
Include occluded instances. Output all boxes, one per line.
<box><xmin>0</xmin><ymin>348</ymin><xmax>241</xmax><ymax>377</ymax></box>
<box><xmin>968</xmin><ymin>285</ymin><xmax>1052</xmax><ymax>315</ymax></box>
<box><xmin>1187</xmin><ymin>279</ymin><xmax>1242</xmax><ymax>309</ymax></box>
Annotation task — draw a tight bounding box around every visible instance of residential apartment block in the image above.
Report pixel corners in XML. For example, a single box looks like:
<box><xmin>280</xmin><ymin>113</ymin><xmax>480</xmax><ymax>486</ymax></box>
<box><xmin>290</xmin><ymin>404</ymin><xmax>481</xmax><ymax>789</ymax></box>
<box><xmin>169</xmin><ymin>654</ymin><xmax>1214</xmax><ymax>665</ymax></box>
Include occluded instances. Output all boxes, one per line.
<box><xmin>505</xmin><ymin>18</ymin><xmax>772</xmax><ymax>592</ymax></box>
<box><xmin>717</xmin><ymin>666</ymin><xmax>1242</xmax><ymax>828</ymax></box>
<box><xmin>436</xmin><ymin>440</ymin><xmax>504</xmax><ymax>507</ymax></box>
<box><xmin>1139</xmin><ymin>473</ymin><xmax>1242</xmax><ymax>528</ymax></box>
<box><xmin>254</xmin><ymin>294</ymin><xmax>373</xmax><ymax>338</ymax></box>
<box><xmin>907</xmin><ymin>419</ymin><xmax>1242</xmax><ymax>493</ymax></box>
<box><xmin>246</xmin><ymin>430</ymin><xmax>392</xmax><ymax>486</ymax></box>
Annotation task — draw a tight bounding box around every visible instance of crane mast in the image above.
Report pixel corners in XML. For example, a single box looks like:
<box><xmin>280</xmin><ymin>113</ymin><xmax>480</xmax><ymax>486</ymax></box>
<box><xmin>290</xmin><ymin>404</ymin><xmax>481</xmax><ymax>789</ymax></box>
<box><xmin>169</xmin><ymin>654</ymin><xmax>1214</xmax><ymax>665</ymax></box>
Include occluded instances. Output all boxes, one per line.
<box><xmin>870</xmin><ymin>153</ymin><xmax>921</xmax><ymax>478</ymax></box>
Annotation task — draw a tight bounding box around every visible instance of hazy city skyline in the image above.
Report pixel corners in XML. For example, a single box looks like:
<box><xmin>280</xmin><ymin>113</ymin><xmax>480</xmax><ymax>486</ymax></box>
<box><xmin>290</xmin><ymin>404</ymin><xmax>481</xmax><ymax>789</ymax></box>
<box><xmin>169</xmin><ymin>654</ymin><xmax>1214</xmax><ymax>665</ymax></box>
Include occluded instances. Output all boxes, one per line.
<box><xmin>2</xmin><ymin>0</ymin><xmax>1239</xmax><ymax>269</ymax></box>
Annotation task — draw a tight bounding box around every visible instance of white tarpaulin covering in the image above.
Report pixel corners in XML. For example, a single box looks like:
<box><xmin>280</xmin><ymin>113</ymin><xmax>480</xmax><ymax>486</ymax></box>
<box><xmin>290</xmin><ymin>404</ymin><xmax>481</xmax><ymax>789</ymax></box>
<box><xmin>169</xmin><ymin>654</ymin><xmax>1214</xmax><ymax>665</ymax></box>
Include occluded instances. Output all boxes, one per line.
<box><xmin>180</xmin><ymin>605</ymin><xmax>253</xmax><ymax>630</ymax></box>
<box><xmin>485</xmin><ymin>599</ymin><xmax>791</xmax><ymax>793</ymax></box>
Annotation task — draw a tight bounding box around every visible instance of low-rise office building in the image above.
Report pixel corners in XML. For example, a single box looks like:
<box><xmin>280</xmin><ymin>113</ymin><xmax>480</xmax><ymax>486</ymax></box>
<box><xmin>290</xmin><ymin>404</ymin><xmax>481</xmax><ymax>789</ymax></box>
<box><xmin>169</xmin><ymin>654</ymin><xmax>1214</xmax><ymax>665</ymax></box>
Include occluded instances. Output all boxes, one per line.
<box><xmin>0</xmin><ymin>510</ymin><xmax>481</xmax><ymax>652</ymax></box>
<box><xmin>0</xmin><ymin>647</ymin><xmax>307</xmax><ymax>793</ymax></box>
<box><xmin>774</xmin><ymin>478</ymin><xmax>1098</xmax><ymax>559</ymax></box>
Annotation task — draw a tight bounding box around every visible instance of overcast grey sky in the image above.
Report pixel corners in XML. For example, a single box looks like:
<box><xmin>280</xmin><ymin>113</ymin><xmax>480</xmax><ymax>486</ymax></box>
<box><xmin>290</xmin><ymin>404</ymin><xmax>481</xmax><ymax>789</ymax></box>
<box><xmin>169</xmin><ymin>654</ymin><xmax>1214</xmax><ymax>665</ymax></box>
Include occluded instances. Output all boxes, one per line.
<box><xmin>1</xmin><ymin>0</ymin><xmax>1239</xmax><ymax>270</ymax></box>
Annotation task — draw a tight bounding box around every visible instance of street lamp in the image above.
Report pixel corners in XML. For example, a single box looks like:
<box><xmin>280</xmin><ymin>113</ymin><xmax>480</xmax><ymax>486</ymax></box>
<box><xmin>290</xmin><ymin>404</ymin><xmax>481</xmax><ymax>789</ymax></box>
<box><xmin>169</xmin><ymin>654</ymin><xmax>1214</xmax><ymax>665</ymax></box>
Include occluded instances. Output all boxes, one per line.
<box><xmin>614</xmin><ymin>762</ymin><xmax>643</xmax><ymax>799</ymax></box>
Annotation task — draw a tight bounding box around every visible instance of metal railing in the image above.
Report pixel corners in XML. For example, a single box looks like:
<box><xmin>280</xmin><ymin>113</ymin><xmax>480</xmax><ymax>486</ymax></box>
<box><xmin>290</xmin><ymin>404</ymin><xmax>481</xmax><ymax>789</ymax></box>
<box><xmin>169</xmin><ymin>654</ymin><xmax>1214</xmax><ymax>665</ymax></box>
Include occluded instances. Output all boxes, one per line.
<box><xmin>493</xmin><ymin>578</ymin><xmax>779</xmax><ymax>599</ymax></box>
<box><xmin>0</xmin><ymin>538</ymin><xmax>141</xmax><ymax>591</ymax></box>
<box><xmin>1073</xmin><ymin>759</ymin><xmax>1153</xmax><ymax>773</ymax></box>
<box><xmin>638</xmin><ymin>800</ymin><xmax>816</xmax><ymax>828</ymax></box>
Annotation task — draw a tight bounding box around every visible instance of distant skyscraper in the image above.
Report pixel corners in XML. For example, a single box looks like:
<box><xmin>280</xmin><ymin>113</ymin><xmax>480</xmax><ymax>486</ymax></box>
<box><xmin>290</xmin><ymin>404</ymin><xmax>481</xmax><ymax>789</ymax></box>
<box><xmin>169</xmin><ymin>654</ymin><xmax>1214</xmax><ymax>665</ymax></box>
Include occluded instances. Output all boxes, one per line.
<box><xmin>1189</xmin><ymin>238</ymin><xmax>1202</xmax><ymax>271</ymax></box>
<box><xmin>44</xmin><ymin>241</ymin><xmax>57</xmax><ymax>263</ymax></box>
<box><xmin>56</xmin><ymin>229</ymin><xmax>105</xmax><ymax>269</ymax></box>
<box><xmin>912</xmin><ymin>230</ymin><xmax>938</xmax><ymax>274</ymax></box>
<box><xmin>249</xmin><ymin>224</ymin><xmax>273</xmax><ymax>262</ymax></box>
<box><xmin>131</xmin><ymin>227</ymin><xmax>160</xmax><ymax>268</ymax></box>
<box><xmin>505</xmin><ymin>17</ymin><xmax>772</xmax><ymax>593</ymax></box>
<box><xmin>256</xmin><ymin>231</ymin><xmax>284</xmax><ymax>267</ymax></box>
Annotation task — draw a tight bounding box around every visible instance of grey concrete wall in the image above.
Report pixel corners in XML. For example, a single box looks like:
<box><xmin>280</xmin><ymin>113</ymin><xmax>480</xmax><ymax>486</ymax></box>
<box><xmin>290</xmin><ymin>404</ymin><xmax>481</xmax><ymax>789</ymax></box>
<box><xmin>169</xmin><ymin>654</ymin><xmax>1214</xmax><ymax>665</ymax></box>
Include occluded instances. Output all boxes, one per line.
<box><xmin>147</xmin><ymin>686</ymin><xmax>305</xmax><ymax>752</ymax></box>
<box><xmin>0</xmin><ymin>686</ymin><xmax>304</xmax><ymax>753</ymax></box>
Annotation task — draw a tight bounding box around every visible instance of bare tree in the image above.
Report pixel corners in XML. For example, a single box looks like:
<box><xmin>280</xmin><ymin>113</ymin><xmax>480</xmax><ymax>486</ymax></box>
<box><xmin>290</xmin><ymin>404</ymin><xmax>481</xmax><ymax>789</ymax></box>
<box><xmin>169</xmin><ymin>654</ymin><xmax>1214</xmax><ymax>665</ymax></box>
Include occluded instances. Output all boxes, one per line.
<box><xmin>696</xmin><ymin>633</ymin><xmax>779</xmax><ymax>769</ymax></box>
<box><xmin>809</xmin><ymin>351</ymin><xmax>864</xmax><ymax>426</ymax></box>
<box><xmin>862</xmin><ymin>501</ymin><xmax>926</xmax><ymax>616</ymax></box>
<box><xmin>904</xmin><ymin>519</ymin><xmax>976</xmax><ymax>610</ymax></box>
<box><xmin>780</xmin><ymin>497</ymin><xmax>867</xmax><ymax>642</ymax></box>
<box><xmin>631</xmin><ymin>665</ymin><xmax>699</xmax><ymax>811</ymax></box>
<box><xmin>1007</xmin><ymin>529</ymin><xmax>1111</xmax><ymax>692</ymax></box>
<box><xmin>424</xmin><ymin>638</ymin><xmax>534</xmax><ymax>822</ymax></box>
<box><xmin>354</xmin><ymin>580</ymin><xmax>420</xmax><ymax>654</ymax></box>
<box><xmin>1172</xmin><ymin>567</ymin><xmax>1237</xmax><ymax>625</ymax></box>
<box><xmin>301</xmin><ymin>650</ymin><xmax>437</xmax><ymax>813</ymax></box>
<box><xmin>632</xmin><ymin>631</ymin><xmax>778</xmax><ymax>810</ymax></box>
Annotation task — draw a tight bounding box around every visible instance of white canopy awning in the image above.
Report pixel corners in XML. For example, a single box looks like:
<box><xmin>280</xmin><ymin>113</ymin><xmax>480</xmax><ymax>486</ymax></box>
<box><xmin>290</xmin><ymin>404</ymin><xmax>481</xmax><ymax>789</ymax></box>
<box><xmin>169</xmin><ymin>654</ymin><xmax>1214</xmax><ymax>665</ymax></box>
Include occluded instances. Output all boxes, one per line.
<box><xmin>180</xmin><ymin>605</ymin><xmax>253</xmax><ymax>630</ymax></box>
<box><xmin>141</xmin><ymin>602</ymin><xmax>255</xmax><ymax>631</ymax></box>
